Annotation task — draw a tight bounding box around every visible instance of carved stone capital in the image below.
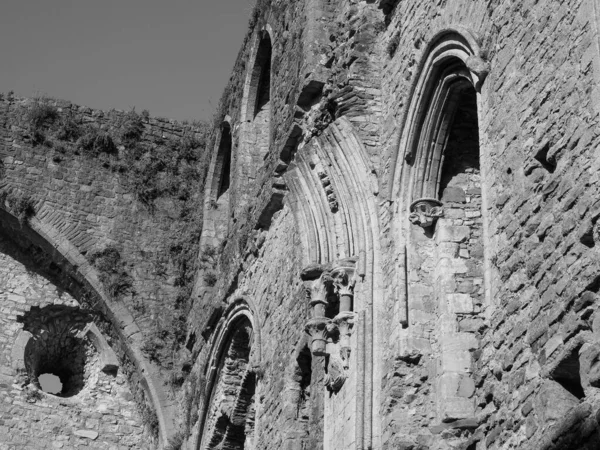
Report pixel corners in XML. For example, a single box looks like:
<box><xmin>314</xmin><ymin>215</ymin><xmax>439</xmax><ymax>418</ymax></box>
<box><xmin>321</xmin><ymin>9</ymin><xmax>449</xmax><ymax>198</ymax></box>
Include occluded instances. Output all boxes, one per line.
<box><xmin>409</xmin><ymin>198</ymin><xmax>444</xmax><ymax>228</ymax></box>
<box><xmin>305</xmin><ymin>273</ymin><xmax>333</xmax><ymax>303</ymax></box>
<box><xmin>305</xmin><ymin>272</ymin><xmax>333</xmax><ymax>318</ymax></box>
<box><xmin>305</xmin><ymin>317</ymin><xmax>330</xmax><ymax>356</ymax></box>
<box><xmin>331</xmin><ymin>259</ymin><xmax>357</xmax><ymax>311</ymax></box>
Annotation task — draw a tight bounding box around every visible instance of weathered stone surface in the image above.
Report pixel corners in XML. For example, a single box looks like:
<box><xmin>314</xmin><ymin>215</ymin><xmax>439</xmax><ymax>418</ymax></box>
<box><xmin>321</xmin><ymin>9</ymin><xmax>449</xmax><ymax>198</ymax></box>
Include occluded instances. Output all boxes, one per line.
<box><xmin>74</xmin><ymin>429</ymin><xmax>99</xmax><ymax>440</ymax></box>
<box><xmin>2</xmin><ymin>0</ymin><xmax>600</xmax><ymax>449</ymax></box>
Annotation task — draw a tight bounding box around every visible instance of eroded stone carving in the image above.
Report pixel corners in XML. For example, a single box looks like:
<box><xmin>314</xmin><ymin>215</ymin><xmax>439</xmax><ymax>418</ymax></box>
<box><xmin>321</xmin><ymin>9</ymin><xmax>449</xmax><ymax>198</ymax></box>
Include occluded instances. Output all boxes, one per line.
<box><xmin>324</xmin><ymin>353</ymin><xmax>347</xmax><ymax>393</ymax></box>
<box><xmin>409</xmin><ymin>198</ymin><xmax>444</xmax><ymax>228</ymax></box>
<box><xmin>318</xmin><ymin>169</ymin><xmax>339</xmax><ymax>212</ymax></box>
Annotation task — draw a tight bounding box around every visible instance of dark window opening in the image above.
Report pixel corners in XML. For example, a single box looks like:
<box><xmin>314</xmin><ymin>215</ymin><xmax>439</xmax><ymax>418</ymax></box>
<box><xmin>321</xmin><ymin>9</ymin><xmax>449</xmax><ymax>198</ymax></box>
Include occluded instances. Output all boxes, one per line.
<box><xmin>438</xmin><ymin>84</ymin><xmax>480</xmax><ymax>199</ymax></box>
<box><xmin>253</xmin><ymin>36</ymin><xmax>272</xmax><ymax>119</ymax></box>
<box><xmin>217</xmin><ymin>125</ymin><xmax>232</xmax><ymax>198</ymax></box>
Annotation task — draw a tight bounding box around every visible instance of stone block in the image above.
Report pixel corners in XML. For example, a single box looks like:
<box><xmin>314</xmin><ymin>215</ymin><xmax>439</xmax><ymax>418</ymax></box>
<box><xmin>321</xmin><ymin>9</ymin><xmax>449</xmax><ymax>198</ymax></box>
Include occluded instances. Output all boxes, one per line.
<box><xmin>441</xmin><ymin>186</ymin><xmax>467</xmax><ymax>203</ymax></box>
<box><xmin>445</xmin><ymin>293</ymin><xmax>474</xmax><ymax>314</ymax></box>
<box><xmin>74</xmin><ymin>430</ymin><xmax>99</xmax><ymax>440</ymax></box>
<box><xmin>437</xmin><ymin>397</ymin><xmax>474</xmax><ymax>422</ymax></box>
<box><xmin>436</xmin><ymin>225</ymin><xmax>471</xmax><ymax>243</ymax></box>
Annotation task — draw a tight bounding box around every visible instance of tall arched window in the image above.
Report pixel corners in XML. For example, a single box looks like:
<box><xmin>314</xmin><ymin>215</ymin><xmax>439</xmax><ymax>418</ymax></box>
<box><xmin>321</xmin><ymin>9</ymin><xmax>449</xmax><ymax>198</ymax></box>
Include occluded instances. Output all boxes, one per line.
<box><xmin>239</xmin><ymin>30</ymin><xmax>273</xmax><ymax>186</ymax></box>
<box><xmin>394</xmin><ymin>28</ymin><xmax>490</xmax><ymax>425</ymax></box>
<box><xmin>216</xmin><ymin>123</ymin><xmax>232</xmax><ymax>198</ymax></box>
<box><xmin>198</xmin><ymin>311</ymin><xmax>258</xmax><ymax>450</ymax></box>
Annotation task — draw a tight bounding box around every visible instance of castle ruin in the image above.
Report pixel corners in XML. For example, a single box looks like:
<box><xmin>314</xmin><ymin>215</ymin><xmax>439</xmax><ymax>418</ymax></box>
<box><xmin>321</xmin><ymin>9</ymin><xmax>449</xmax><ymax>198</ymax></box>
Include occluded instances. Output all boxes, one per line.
<box><xmin>2</xmin><ymin>0</ymin><xmax>600</xmax><ymax>449</ymax></box>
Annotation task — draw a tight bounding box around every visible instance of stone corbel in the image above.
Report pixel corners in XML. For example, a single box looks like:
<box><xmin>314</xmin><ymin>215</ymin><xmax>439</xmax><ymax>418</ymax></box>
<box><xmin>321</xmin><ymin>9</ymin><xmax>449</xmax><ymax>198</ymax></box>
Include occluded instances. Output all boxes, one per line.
<box><xmin>466</xmin><ymin>55</ymin><xmax>490</xmax><ymax>92</ymax></box>
<box><xmin>409</xmin><ymin>198</ymin><xmax>444</xmax><ymax>228</ymax></box>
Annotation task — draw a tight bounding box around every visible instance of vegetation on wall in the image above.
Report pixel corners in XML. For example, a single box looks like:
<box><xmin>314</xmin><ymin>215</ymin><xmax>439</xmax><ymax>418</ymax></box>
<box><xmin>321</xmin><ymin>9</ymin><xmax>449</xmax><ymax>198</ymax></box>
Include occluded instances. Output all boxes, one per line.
<box><xmin>0</xmin><ymin>190</ymin><xmax>36</xmax><ymax>225</ymax></box>
<box><xmin>88</xmin><ymin>246</ymin><xmax>134</xmax><ymax>299</ymax></box>
<box><xmin>12</xmin><ymin>98</ymin><xmax>213</xmax><ymax>375</ymax></box>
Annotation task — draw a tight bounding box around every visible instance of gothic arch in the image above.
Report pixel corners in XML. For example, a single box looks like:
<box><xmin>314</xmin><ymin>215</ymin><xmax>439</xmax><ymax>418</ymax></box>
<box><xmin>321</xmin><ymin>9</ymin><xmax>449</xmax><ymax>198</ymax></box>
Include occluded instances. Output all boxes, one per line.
<box><xmin>389</xmin><ymin>26</ymin><xmax>489</xmax><ymax>204</ymax></box>
<box><xmin>201</xmin><ymin>117</ymin><xmax>233</xmax><ymax>251</ymax></box>
<box><xmin>284</xmin><ymin>117</ymin><xmax>383</xmax><ymax>448</ymax></box>
<box><xmin>206</xmin><ymin>117</ymin><xmax>233</xmax><ymax>204</ymax></box>
<box><xmin>196</xmin><ymin>297</ymin><xmax>261</xmax><ymax>450</ymax></box>
<box><xmin>0</xmin><ymin>206</ymin><xmax>176</xmax><ymax>445</ymax></box>
<box><xmin>236</xmin><ymin>28</ymin><xmax>273</xmax><ymax>201</ymax></box>
<box><xmin>387</xmin><ymin>26</ymin><xmax>490</xmax><ymax>426</ymax></box>
<box><xmin>387</xmin><ymin>26</ymin><xmax>491</xmax><ymax>324</ymax></box>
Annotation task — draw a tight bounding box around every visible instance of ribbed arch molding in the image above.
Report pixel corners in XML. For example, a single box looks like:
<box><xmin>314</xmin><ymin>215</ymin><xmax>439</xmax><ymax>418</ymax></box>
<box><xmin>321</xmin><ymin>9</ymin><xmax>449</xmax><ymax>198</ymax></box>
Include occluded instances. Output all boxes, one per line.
<box><xmin>196</xmin><ymin>297</ymin><xmax>261</xmax><ymax>450</ymax></box>
<box><xmin>0</xmin><ymin>206</ymin><xmax>176</xmax><ymax>446</ymax></box>
<box><xmin>284</xmin><ymin>117</ymin><xmax>382</xmax><ymax>448</ymax></box>
<box><xmin>286</xmin><ymin>117</ymin><xmax>379</xmax><ymax>270</ymax></box>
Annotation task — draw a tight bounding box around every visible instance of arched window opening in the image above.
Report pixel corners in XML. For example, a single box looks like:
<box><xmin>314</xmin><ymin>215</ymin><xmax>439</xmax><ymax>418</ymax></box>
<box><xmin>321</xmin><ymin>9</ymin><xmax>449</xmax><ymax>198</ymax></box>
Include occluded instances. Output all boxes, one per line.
<box><xmin>200</xmin><ymin>319</ymin><xmax>257</xmax><ymax>450</ymax></box>
<box><xmin>403</xmin><ymin>43</ymin><xmax>486</xmax><ymax>426</ymax></box>
<box><xmin>438</xmin><ymin>83</ymin><xmax>480</xmax><ymax>201</ymax></box>
<box><xmin>248</xmin><ymin>34</ymin><xmax>272</xmax><ymax>121</ymax></box>
<box><xmin>238</xmin><ymin>31</ymin><xmax>272</xmax><ymax>185</ymax></box>
<box><xmin>253</xmin><ymin>39</ymin><xmax>271</xmax><ymax>119</ymax></box>
<box><xmin>217</xmin><ymin>124</ymin><xmax>232</xmax><ymax>198</ymax></box>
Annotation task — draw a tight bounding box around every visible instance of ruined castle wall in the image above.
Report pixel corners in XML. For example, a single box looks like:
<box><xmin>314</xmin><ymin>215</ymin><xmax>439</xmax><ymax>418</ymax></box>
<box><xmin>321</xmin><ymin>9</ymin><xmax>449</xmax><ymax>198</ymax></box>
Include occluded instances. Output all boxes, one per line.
<box><xmin>0</xmin><ymin>96</ymin><xmax>210</xmax><ymax>447</ymax></box>
<box><xmin>0</xmin><ymin>97</ymin><xmax>207</xmax><ymax>342</ymax></box>
<box><xmin>0</xmin><ymin>249</ymin><xmax>149</xmax><ymax>449</ymax></box>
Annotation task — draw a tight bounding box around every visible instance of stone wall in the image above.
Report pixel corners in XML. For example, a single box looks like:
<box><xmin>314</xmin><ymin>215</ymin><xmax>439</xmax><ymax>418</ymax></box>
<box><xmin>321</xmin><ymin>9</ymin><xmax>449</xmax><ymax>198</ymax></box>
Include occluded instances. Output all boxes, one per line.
<box><xmin>3</xmin><ymin>0</ymin><xmax>600</xmax><ymax>449</ymax></box>
<box><xmin>0</xmin><ymin>250</ymin><xmax>148</xmax><ymax>449</ymax></box>
<box><xmin>0</xmin><ymin>95</ymin><xmax>210</xmax><ymax>447</ymax></box>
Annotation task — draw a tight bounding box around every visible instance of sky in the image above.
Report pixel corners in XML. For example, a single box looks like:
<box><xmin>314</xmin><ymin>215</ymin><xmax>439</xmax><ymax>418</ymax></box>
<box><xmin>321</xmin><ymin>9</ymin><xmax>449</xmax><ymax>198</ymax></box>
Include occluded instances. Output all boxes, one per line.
<box><xmin>0</xmin><ymin>0</ymin><xmax>256</xmax><ymax>122</ymax></box>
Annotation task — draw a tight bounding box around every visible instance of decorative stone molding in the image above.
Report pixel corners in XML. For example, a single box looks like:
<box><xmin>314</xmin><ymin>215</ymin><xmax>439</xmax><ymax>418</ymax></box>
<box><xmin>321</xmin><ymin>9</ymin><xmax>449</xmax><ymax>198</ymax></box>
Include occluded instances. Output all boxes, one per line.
<box><xmin>302</xmin><ymin>259</ymin><xmax>359</xmax><ymax>390</ymax></box>
<box><xmin>318</xmin><ymin>169</ymin><xmax>339</xmax><ymax>213</ymax></box>
<box><xmin>331</xmin><ymin>258</ymin><xmax>357</xmax><ymax>311</ymax></box>
<box><xmin>409</xmin><ymin>198</ymin><xmax>444</xmax><ymax>228</ymax></box>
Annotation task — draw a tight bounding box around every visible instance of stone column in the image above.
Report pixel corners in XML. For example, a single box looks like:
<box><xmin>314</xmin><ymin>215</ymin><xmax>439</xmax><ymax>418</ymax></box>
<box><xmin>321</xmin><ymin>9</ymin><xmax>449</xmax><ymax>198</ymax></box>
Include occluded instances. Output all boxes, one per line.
<box><xmin>332</xmin><ymin>260</ymin><xmax>357</xmax><ymax>367</ymax></box>
<box><xmin>305</xmin><ymin>273</ymin><xmax>333</xmax><ymax>356</ymax></box>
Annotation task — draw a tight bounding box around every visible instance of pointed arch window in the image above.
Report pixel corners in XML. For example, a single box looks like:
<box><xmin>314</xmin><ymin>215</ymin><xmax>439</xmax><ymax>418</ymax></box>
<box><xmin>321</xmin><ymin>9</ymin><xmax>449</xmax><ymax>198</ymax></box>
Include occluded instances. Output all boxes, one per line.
<box><xmin>198</xmin><ymin>311</ymin><xmax>259</xmax><ymax>450</ymax></box>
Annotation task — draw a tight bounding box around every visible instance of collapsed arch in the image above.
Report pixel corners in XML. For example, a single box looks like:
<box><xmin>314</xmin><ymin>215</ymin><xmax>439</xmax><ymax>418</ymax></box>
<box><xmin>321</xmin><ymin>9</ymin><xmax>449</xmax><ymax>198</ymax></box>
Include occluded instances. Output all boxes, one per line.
<box><xmin>0</xmin><ymin>206</ymin><xmax>176</xmax><ymax>445</ymax></box>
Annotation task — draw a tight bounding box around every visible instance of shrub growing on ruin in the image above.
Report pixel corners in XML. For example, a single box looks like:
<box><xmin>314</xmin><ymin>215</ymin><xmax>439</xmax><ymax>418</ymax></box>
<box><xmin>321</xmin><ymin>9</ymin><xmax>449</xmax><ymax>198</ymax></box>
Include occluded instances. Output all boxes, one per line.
<box><xmin>141</xmin><ymin>336</ymin><xmax>165</xmax><ymax>364</ymax></box>
<box><xmin>1</xmin><ymin>191</ymin><xmax>37</xmax><ymax>225</ymax></box>
<box><xmin>203</xmin><ymin>271</ymin><xmax>217</xmax><ymax>287</ymax></box>
<box><xmin>141</xmin><ymin>404</ymin><xmax>159</xmax><ymax>436</ymax></box>
<box><xmin>27</xmin><ymin>98</ymin><xmax>58</xmax><ymax>131</ymax></box>
<box><xmin>56</xmin><ymin>113</ymin><xmax>82</xmax><ymax>142</ymax></box>
<box><xmin>165</xmin><ymin>431</ymin><xmax>185</xmax><ymax>450</ymax></box>
<box><xmin>387</xmin><ymin>32</ymin><xmax>401</xmax><ymax>57</ymax></box>
<box><xmin>77</xmin><ymin>127</ymin><xmax>117</xmax><ymax>155</ymax></box>
<box><xmin>24</xmin><ymin>387</ymin><xmax>43</xmax><ymax>403</ymax></box>
<box><xmin>120</xmin><ymin>110</ymin><xmax>145</xmax><ymax>147</ymax></box>
<box><xmin>88</xmin><ymin>246</ymin><xmax>133</xmax><ymax>298</ymax></box>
